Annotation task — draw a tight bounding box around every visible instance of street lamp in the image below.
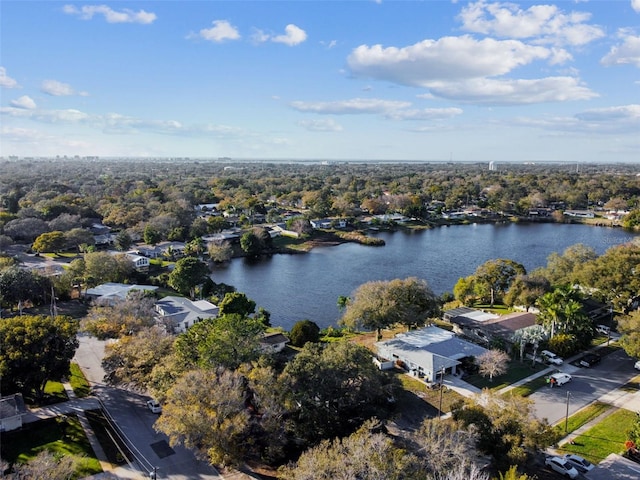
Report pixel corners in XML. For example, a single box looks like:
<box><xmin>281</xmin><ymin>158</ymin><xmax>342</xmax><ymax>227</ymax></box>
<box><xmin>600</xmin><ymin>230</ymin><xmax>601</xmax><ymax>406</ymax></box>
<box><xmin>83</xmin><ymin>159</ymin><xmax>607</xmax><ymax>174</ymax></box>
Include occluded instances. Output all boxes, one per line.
<box><xmin>564</xmin><ymin>391</ymin><xmax>572</xmax><ymax>433</ymax></box>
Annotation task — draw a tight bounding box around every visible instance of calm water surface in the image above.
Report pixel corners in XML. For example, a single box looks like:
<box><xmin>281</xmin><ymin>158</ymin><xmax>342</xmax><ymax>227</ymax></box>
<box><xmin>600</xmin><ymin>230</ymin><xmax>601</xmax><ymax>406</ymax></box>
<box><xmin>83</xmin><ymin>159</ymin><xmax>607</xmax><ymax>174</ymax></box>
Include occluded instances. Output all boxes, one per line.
<box><xmin>211</xmin><ymin>223</ymin><xmax>638</xmax><ymax>331</ymax></box>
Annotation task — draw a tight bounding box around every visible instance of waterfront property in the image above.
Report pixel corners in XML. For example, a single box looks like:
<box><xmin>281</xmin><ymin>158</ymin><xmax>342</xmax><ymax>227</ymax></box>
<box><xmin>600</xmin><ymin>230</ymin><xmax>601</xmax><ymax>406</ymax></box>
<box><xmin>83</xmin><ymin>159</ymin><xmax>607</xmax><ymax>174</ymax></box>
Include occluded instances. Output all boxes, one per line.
<box><xmin>445</xmin><ymin>307</ymin><xmax>538</xmax><ymax>346</ymax></box>
<box><xmin>375</xmin><ymin>325</ymin><xmax>488</xmax><ymax>382</ymax></box>
<box><xmin>154</xmin><ymin>296</ymin><xmax>219</xmax><ymax>333</ymax></box>
<box><xmin>84</xmin><ymin>282</ymin><xmax>158</xmax><ymax>304</ymax></box>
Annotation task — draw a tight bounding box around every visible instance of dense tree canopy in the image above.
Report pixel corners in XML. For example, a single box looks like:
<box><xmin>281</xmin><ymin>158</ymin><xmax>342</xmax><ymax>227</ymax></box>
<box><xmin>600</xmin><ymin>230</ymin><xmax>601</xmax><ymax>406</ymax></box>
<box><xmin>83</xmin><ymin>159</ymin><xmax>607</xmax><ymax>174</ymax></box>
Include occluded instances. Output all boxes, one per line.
<box><xmin>0</xmin><ymin>314</ymin><xmax>79</xmax><ymax>399</ymax></box>
<box><xmin>340</xmin><ymin>277</ymin><xmax>440</xmax><ymax>338</ymax></box>
<box><xmin>168</xmin><ymin>256</ymin><xmax>210</xmax><ymax>298</ymax></box>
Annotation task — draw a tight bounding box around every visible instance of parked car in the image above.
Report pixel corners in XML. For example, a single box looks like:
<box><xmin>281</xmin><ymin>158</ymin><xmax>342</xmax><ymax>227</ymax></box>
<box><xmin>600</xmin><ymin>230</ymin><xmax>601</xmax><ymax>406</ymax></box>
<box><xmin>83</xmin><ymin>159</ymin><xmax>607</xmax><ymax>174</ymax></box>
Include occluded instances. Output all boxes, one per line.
<box><xmin>563</xmin><ymin>454</ymin><xmax>594</xmax><ymax>473</ymax></box>
<box><xmin>595</xmin><ymin>324</ymin><xmax>611</xmax><ymax>335</ymax></box>
<box><xmin>635</xmin><ymin>360</ymin><xmax>640</xmax><ymax>370</ymax></box>
<box><xmin>545</xmin><ymin>456</ymin><xmax>579</xmax><ymax>479</ymax></box>
<box><xmin>549</xmin><ymin>372</ymin><xmax>572</xmax><ymax>386</ymax></box>
<box><xmin>579</xmin><ymin>353</ymin><xmax>601</xmax><ymax>368</ymax></box>
<box><xmin>541</xmin><ymin>350</ymin><xmax>564</xmax><ymax>365</ymax></box>
<box><xmin>146</xmin><ymin>399</ymin><xmax>162</xmax><ymax>414</ymax></box>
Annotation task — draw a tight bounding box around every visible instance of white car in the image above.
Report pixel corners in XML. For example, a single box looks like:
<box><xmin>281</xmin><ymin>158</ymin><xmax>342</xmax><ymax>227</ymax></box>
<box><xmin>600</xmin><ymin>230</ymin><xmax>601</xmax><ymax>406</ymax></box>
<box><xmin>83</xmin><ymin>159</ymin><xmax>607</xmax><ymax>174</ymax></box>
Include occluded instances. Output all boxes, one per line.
<box><xmin>563</xmin><ymin>454</ymin><xmax>594</xmax><ymax>473</ymax></box>
<box><xmin>595</xmin><ymin>324</ymin><xmax>611</xmax><ymax>335</ymax></box>
<box><xmin>146</xmin><ymin>399</ymin><xmax>162</xmax><ymax>414</ymax></box>
<box><xmin>635</xmin><ymin>360</ymin><xmax>640</xmax><ymax>371</ymax></box>
<box><xmin>541</xmin><ymin>350</ymin><xmax>564</xmax><ymax>365</ymax></box>
<box><xmin>550</xmin><ymin>372</ymin><xmax>572</xmax><ymax>386</ymax></box>
<box><xmin>545</xmin><ymin>456</ymin><xmax>579</xmax><ymax>479</ymax></box>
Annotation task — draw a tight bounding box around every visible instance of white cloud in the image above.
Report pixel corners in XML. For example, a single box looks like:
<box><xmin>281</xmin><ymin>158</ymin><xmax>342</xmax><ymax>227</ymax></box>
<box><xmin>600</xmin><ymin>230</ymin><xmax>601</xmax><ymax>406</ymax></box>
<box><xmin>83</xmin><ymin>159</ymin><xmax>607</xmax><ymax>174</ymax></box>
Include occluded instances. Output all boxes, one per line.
<box><xmin>458</xmin><ymin>1</ymin><xmax>604</xmax><ymax>46</ymax></box>
<box><xmin>10</xmin><ymin>95</ymin><xmax>37</xmax><ymax>109</ymax></box>
<box><xmin>0</xmin><ymin>67</ymin><xmax>19</xmax><ymax>88</ymax></box>
<box><xmin>348</xmin><ymin>35</ymin><xmax>554</xmax><ymax>86</ymax></box>
<box><xmin>385</xmin><ymin>107</ymin><xmax>463</xmax><ymax>121</ymax></box>
<box><xmin>197</xmin><ymin>20</ymin><xmax>241</xmax><ymax>42</ymax></box>
<box><xmin>272</xmin><ymin>24</ymin><xmax>307</xmax><ymax>46</ymax></box>
<box><xmin>62</xmin><ymin>4</ymin><xmax>156</xmax><ymax>24</ymax></box>
<box><xmin>298</xmin><ymin>119</ymin><xmax>343</xmax><ymax>132</ymax></box>
<box><xmin>575</xmin><ymin>104</ymin><xmax>640</xmax><ymax>122</ymax></box>
<box><xmin>632</xmin><ymin>0</ymin><xmax>640</xmax><ymax>13</ymax></box>
<box><xmin>254</xmin><ymin>24</ymin><xmax>307</xmax><ymax>46</ymax></box>
<box><xmin>41</xmin><ymin>79</ymin><xmax>88</xmax><ymax>96</ymax></box>
<box><xmin>601</xmin><ymin>32</ymin><xmax>640</xmax><ymax>67</ymax></box>
<box><xmin>426</xmin><ymin>77</ymin><xmax>597</xmax><ymax>105</ymax></box>
<box><xmin>290</xmin><ymin>98</ymin><xmax>411</xmax><ymax>115</ymax></box>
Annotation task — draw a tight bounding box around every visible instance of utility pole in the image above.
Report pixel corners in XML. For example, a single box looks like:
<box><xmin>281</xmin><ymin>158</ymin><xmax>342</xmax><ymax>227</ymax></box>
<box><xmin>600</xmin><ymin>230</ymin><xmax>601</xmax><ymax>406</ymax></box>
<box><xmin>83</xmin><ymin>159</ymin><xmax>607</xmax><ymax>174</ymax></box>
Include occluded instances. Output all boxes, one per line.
<box><xmin>438</xmin><ymin>367</ymin><xmax>445</xmax><ymax>419</ymax></box>
<box><xmin>565</xmin><ymin>391</ymin><xmax>571</xmax><ymax>433</ymax></box>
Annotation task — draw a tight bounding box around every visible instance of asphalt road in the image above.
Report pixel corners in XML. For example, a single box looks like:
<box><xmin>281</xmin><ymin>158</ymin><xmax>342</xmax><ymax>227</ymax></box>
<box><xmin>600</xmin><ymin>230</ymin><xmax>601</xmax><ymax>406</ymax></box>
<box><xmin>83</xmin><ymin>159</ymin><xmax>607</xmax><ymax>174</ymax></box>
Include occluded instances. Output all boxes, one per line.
<box><xmin>530</xmin><ymin>348</ymin><xmax>638</xmax><ymax>426</ymax></box>
<box><xmin>74</xmin><ymin>334</ymin><xmax>222</xmax><ymax>480</ymax></box>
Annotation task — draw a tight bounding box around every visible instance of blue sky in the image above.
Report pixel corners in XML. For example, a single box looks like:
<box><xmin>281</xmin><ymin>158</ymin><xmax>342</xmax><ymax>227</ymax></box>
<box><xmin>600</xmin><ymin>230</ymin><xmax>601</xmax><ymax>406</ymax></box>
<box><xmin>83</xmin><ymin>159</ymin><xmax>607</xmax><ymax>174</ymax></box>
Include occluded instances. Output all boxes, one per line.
<box><xmin>1</xmin><ymin>0</ymin><xmax>639</xmax><ymax>162</ymax></box>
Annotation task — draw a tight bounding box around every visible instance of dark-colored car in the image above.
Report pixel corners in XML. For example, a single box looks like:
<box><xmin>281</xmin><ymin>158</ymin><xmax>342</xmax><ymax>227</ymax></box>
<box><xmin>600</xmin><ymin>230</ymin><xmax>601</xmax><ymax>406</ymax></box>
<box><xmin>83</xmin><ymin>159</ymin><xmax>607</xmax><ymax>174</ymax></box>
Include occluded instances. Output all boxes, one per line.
<box><xmin>579</xmin><ymin>353</ymin><xmax>601</xmax><ymax>367</ymax></box>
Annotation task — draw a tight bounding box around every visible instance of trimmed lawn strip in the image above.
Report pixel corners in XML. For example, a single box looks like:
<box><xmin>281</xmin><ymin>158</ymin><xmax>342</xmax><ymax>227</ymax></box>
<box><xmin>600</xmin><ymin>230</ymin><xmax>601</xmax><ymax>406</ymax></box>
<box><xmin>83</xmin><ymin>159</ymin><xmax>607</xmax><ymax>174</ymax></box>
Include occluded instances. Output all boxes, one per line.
<box><xmin>69</xmin><ymin>362</ymin><xmax>91</xmax><ymax>397</ymax></box>
<box><xmin>503</xmin><ymin>375</ymin><xmax>549</xmax><ymax>397</ymax></box>
<box><xmin>465</xmin><ymin>360</ymin><xmax>548</xmax><ymax>391</ymax></box>
<box><xmin>84</xmin><ymin>409</ymin><xmax>131</xmax><ymax>465</ymax></box>
<box><xmin>0</xmin><ymin>415</ymin><xmax>102</xmax><ymax>479</ymax></box>
<box><xmin>554</xmin><ymin>401</ymin><xmax>612</xmax><ymax>436</ymax></box>
<box><xmin>557</xmin><ymin>408</ymin><xmax>634</xmax><ymax>465</ymax></box>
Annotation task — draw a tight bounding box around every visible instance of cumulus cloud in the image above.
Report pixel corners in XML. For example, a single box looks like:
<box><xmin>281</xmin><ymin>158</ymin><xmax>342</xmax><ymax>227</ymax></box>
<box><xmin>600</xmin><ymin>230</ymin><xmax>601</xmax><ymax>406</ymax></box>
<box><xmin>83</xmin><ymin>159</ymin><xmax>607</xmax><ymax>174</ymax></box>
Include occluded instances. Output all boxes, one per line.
<box><xmin>575</xmin><ymin>104</ymin><xmax>640</xmax><ymax>122</ymax></box>
<box><xmin>10</xmin><ymin>95</ymin><xmax>37</xmax><ymax>109</ymax></box>
<box><xmin>290</xmin><ymin>98</ymin><xmax>412</xmax><ymax>115</ymax></box>
<box><xmin>0</xmin><ymin>67</ymin><xmax>19</xmax><ymax>88</ymax></box>
<box><xmin>298</xmin><ymin>118</ymin><xmax>343</xmax><ymax>132</ymax></box>
<box><xmin>384</xmin><ymin>107</ymin><xmax>463</xmax><ymax>121</ymax></box>
<box><xmin>272</xmin><ymin>24</ymin><xmax>307</xmax><ymax>46</ymax></box>
<box><xmin>196</xmin><ymin>20</ymin><xmax>241</xmax><ymax>42</ymax></box>
<box><xmin>41</xmin><ymin>79</ymin><xmax>88</xmax><ymax>97</ymax></box>
<box><xmin>426</xmin><ymin>77</ymin><xmax>597</xmax><ymax>105</ymax></box>
<box><xmin>601</xmin><ymin>31</ymin><xmax>640</xmax><ymax>67</ymax></box>
<box><xmin>458</xmin><ymin>1</ymin><xmax>604</xmax><ymax>46</ymax></box>
<box><xmin>62</xmin><ymin>4</ymin><xmax>156</xmax><ymax>24</ymax></box>
<box><xmin>633</xmin><ymin>0</ymin><xmax>640</xmax><ymax>13</ymax></box>
<box><xmin>253</xmin><ymin>24</ymin><xmax>307</xmax><ymax>46</ymax></box>
<box><xmin>348</xmin><ymin>35</ymin><xmax>554</xmax><ymax>86</ymax></box>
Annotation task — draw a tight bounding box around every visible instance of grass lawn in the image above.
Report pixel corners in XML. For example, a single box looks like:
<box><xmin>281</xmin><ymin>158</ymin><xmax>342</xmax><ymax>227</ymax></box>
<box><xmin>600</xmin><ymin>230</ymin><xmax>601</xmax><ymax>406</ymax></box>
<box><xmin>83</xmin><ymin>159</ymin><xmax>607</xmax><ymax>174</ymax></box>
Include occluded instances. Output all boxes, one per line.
<box><xmin>553</xmin><ymin>401</ymin><xmax>612</xmax><ymax>436</ymax></box>
<box><xmin>465</xmin><ymin>360</ymin><xmax>548</xmax><ymax>390</ymax></box>
<box><xmin>503</xmin><ymin>375</ymin><xmax>550</xmax><ymax>397</ymax></box>
<box><xmin>69</xmin><ymin>362</ymin><xmax>91</xmax><ymax>397</ymax></box>
<box><xmin>557</xmin><ymin>408</ymin><xmax>635</xmax><ymax>464</ymax></box>
<box><xmin>0</xmin><ymin>415</ymin><xmax>102</xmax><ymax>479</ymax></box>
<box><xmin>24</xmin><ymin>380</ymin><xmax>69</xmax><ymax>407</ymax></box>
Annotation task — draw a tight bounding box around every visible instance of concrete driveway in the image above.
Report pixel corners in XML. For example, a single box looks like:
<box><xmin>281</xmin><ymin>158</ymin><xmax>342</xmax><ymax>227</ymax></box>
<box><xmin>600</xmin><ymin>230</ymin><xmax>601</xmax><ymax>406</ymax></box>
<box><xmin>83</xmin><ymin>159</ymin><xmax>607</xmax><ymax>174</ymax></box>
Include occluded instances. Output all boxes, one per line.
<box><xmin>531</xmin><ymin>348</ymin><xmax>638</xmax><ymax>425</ymax></box>
<box><xmin>74</xmin><ymin>334</ymin><xmax>222</xmax><ymax>480</ymax></box>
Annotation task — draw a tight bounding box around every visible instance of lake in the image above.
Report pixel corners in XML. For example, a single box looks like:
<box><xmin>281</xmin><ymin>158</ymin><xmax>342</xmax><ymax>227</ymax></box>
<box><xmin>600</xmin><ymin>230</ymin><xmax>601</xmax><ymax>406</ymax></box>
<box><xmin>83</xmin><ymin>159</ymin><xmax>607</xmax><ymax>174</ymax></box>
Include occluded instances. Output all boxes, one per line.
<box><xmin>211</xmin><ymin>223</ymin><xmax>639</xmax><ymax>331</ymax></box>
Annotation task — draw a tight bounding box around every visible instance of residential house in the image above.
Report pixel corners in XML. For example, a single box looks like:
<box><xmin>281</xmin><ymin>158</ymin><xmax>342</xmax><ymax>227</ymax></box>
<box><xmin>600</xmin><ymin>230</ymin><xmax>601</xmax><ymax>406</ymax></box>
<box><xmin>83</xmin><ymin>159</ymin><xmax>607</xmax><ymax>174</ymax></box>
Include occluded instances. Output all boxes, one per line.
<box><xmin>310</xmin><ymin>218</ymin><xmax>347</xmax><ymax>229</ymax></box>
<box><xmin>445</xmin><ymin>307</ymin><xmax>538</xmax><ymax>346</ymax></box>
<box><xmin>124</xmin><ymin>252</ymin><xmax>150</xmax><ymax>272</ymax></box>
<box><xmin>375</xmin><ymin>325</ymin><xmax>488</xmax><ymax>382</ymax></box>
<box><xmin>0</xmin><ymin>394</ymin><xmax>26</xmax><ymax>432</ymax></box>
<box><xmin>259</xmin><ymin>332</ymin><xmax>290</xmax><ymax>353</ymax></box>
<box><xmin>154</xmin><ymin>296</ymin><xmax>219</xmax><ymax>333</ymax></box>
<box><xmin>84</xmin><ymin>283</ymin><xmax>158</xmax><ymax>303</ymax></box>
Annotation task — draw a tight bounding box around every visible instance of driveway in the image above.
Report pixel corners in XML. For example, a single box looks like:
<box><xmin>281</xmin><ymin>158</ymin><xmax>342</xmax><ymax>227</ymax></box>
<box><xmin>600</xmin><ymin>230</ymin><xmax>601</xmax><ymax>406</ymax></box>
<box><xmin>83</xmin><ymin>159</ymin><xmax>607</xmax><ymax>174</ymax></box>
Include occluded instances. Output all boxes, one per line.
<box><xmin>530</xmin><ymin>348</ymin><xmax>638</xmax><ymax>425</ymax></box>
<box><xmin>74</xmin><ymin>335</ymin><xmax>222</xmax><ymax>480</ymax></box>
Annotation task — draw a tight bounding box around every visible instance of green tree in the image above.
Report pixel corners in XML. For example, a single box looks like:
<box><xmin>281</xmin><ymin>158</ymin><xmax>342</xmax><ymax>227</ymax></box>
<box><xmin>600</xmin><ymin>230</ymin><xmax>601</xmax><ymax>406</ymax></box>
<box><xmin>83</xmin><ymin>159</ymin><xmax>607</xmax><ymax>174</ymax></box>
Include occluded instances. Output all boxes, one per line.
<box><xmin>168</xmin><ymin>257</ymin><xmax>209</xmax><ymax>298</ymax></box>
<box><xmin>281</xmin><ymin>342</ymin><xmax>395</xmax><ymax>444</ymax></box>
<box><xmin>504</xmin><ymin>274</ymin><xmax>550</xmax><ymax>311</ymax></box>
<box><xmin>102</xmin><ymin>327</ymin><xmax>175</xmax><ymax>389</ymax></box>
<box><xmin>473</xmin><ymin>259</ymin><xmax>526</xmax><ymax>306</ymax></box>
<box><xmin>0</xmin><ymin>314</ymin><xmax>79</xmax><ymax>399</ymax></box>
<box><xmin>0</xmin><ymin>266</ymin><xmax>50</xmax><ymax>310</ymax></box>
<box><xmin>240</xmin><ymin>231</ymin><xmax>262</xmax><ymax>257</ymax></box>
<box><xmin>174</xmin><ymin>314</ymin><xmax>266</xmax><ymax>370</ymax></box>
<box><xmin>340</xmin><ymin>277</ymin><xmax>439</xmax><ymax>339</ymax></box>
<box><xmin>289</xmin><ymin>319</ymin><xmax>320</xmax><ymax>347</ymax></box>
<box><xmin>143</xmin><ymin>224</ymin><xmax>161</xmax><ymax>245</ymax></box>
<box><xmin>498</xmin><ymin>465</ymin><xmax>535</xmax><ymax>480</ymax></box>
<box><xmin>83</xmin><ymin>251</ymin><xmax>134</xmax><ymax>286</ymax></box>
<box><xmin>114</xmin><ymin>230</ymin><xmax>133</xmax><ymax>251</ymax></box>
<box><xmin>32</xmin><ymin>231</ymin><xmax>66</xmax><ymax>254</ymax></box>
<box><xmin>219</xmin><ymin>292</ymin><xmax>256</xmax><ymax>317</ymax></box>
<box><xmin>64</xmin><ymin>227</ymin><xmax>95</xmax><ymax>252</ymax></box>
<box><xmin>155</xmin><ymin>368</ymin><xmax>251</xmax><ymax>467</ymax></box>
<box><xmin>536</xmin><ymin>286</ymin><xmax>591</xmax><ymax>345</ymax></box>
<box><xmin>622</xmin><ymin>209</ymin><xmax>640</xmax><ymax>229</ymax></box>
<box><xmin>618</xmin><ymin>310</ymin><xmax>640</xmax><ymax>359</ymax></box>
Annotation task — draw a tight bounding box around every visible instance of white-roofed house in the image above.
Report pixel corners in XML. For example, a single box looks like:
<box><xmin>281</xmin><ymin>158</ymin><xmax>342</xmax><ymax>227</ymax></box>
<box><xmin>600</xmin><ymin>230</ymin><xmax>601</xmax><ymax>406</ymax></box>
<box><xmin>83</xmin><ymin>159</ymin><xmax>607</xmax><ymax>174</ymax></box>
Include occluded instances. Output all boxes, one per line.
<box><xmin>154</xmin><ymin>296</ymin><xmax>219</xmax><ymax>333</ymax></box>
<box><xmin>84</xmin><ymin>282</ymin><xmax>158</xmax><ymax>304</ymax></box>
<box><xmin>375</xmin><ymin>325</ymin><xmax>488</xmax><ymax>383</ymax></box>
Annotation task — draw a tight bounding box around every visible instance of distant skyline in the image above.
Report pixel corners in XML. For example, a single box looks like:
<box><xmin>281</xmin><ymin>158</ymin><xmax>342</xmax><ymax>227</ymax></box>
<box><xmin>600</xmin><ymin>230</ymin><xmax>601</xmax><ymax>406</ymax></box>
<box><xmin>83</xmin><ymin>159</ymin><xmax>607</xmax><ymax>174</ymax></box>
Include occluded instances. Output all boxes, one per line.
<box><xmin>1</xmin><ymin>1</ymin><xmax>639</xmax><ymax>162</ymax></box>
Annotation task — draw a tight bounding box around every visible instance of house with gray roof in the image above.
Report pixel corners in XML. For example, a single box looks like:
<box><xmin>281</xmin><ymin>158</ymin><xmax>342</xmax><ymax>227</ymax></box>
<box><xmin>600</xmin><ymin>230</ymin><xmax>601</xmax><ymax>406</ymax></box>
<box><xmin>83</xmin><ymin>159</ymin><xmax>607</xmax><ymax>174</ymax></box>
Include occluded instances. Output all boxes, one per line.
<box><xmin>154</xmin><ymin>296</ymin><xmax>219</xmax><ymax>333</ymax></box>
<box><xmin>0</xmin><ymin>394</ymin><xmax>26</xmax><ymax>432</ymax></box>
<box><xmin>444</xmin><ymin>307</ymin><xmax>538</xmax><ymax>346</ymax></box>
<box><xmin>375</xmin><ymin>325</ymin><xmax>488</xmax><ymax>382</ymax></box>
<box><xmin>84</xmin><ymin>282</ymin><xmax>158</xmax><ymax>303</ymax></box>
